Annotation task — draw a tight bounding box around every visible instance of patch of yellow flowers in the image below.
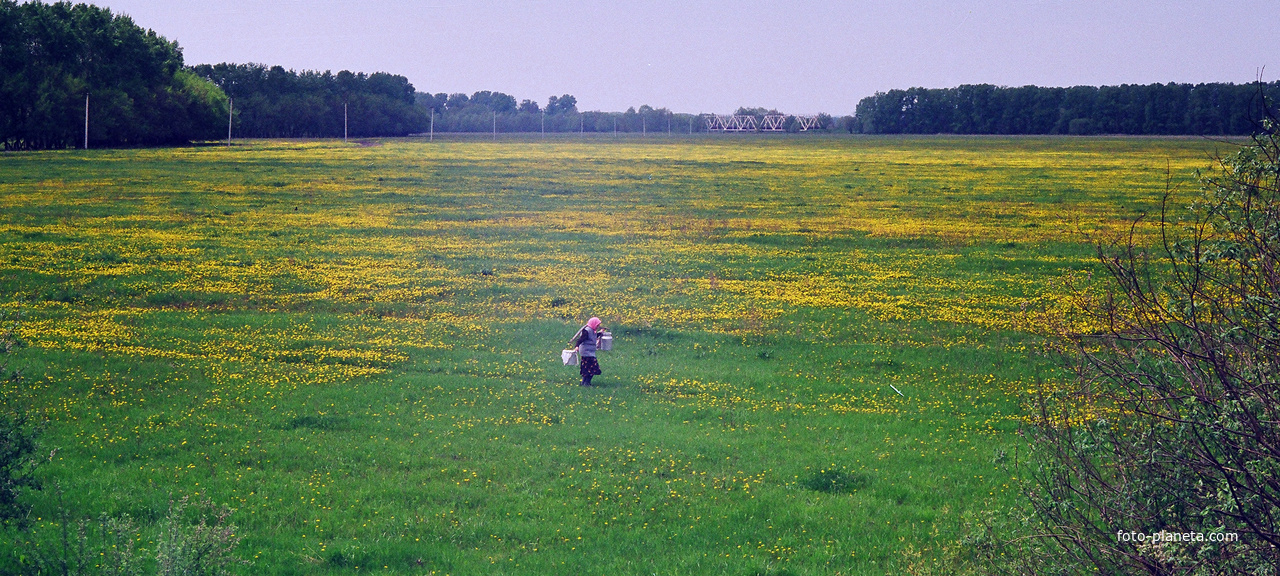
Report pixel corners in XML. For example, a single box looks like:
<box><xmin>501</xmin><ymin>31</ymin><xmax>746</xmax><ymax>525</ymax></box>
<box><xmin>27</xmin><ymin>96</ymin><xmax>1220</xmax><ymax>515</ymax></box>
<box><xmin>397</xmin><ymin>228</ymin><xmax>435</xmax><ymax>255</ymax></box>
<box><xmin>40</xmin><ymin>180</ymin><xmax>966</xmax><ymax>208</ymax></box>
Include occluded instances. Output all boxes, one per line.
<box><xmin>1</xmin><ymin>137</ymin><xmax>1214</xmax><ymax>428</ymax></box>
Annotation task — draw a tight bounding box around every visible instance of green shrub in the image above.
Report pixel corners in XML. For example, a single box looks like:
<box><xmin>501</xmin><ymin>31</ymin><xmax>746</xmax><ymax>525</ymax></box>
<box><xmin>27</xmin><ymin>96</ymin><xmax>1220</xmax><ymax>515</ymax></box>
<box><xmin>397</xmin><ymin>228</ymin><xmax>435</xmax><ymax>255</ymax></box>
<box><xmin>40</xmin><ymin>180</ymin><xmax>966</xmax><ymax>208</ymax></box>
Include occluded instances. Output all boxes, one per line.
<box><xmin>1033</xmin><ymin>124</ymin><xmax>1280</xmax><ymax>572</ymax></box>
<box><xmin>0</xmin><ymin>313</ymin><xmax>39</xmax><ymax>530</ymax></box>
<box><xmin>155</xmin><ymin>497</ymin><xmax>248</xmax><ymax>576</ymax></box>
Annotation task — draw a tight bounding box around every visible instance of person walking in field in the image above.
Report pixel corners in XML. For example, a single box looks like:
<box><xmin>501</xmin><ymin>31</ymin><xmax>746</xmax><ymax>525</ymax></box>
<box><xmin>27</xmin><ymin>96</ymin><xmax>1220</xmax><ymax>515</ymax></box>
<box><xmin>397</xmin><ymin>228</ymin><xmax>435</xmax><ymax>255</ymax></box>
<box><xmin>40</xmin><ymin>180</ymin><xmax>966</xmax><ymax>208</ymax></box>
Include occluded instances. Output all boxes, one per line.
<box><xmin>569</xmin><ymin>317</ymin><xmax>606</xmax><ymax>386</ymax></box>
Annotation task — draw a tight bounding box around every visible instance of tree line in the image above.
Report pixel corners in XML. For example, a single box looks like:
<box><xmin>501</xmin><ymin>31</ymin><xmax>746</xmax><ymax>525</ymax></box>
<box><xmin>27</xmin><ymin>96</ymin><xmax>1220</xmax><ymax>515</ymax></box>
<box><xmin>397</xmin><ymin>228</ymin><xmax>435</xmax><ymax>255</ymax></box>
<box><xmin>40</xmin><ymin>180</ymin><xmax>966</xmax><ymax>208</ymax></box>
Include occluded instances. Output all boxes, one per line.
<box><xmin>0</xmin><ymin>0</ymin><xmax>227</xmax><ymax>150</ymax></box>
<box><xmin>7</xmin><ymin>1</ymin><xmax>1276</xmax><ymax>148</ymax></box>
<box><xmin>851</xmin><ymin>82</ymin><xmax>1280</xmax><ymax>135</ymax></box>
<box><xmin>416</xmin><ymin>93</ymin><xmax>706</xmax><ymax>134</ymax></box>
<box><xmin>192</xmin><ymin>63</ymin><xmax>427</xmax><ymax>138</ymax></box>
<box><xmin>413</xmin><ymin>98</ymin><xmax>840</xmax><ymax>134</ymax></box>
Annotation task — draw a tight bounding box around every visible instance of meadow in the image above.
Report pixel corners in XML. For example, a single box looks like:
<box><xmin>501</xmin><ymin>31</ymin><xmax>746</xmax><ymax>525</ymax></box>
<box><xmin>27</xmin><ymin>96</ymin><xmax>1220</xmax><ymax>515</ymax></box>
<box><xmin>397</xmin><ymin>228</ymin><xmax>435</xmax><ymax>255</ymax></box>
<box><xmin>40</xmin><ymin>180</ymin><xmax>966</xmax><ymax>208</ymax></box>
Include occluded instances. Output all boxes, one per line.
<box><xmin>0</xmin><ymin>135</ymin><xmax>1226</xmax><ymax>575</ymax></box>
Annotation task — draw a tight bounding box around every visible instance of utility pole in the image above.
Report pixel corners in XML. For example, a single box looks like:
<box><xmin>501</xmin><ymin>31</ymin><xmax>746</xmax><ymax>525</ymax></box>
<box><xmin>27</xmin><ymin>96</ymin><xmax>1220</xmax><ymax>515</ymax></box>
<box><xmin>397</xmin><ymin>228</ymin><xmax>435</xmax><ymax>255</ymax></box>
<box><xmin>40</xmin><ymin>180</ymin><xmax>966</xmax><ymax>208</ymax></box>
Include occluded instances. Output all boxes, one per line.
<box><xmin>344</xmin><ymin>102</ymin><xmax>348</xmax><ymax>143</ymax></box>
<box><xmin>492</xmin><ymin>111</ymin><xmax>496</xmax><ymax>140</ymax></box>
<box><xmin>84</xmin><ymin>93</ymin><xmax>89</xmax><ymax>149</ymax></box>
<box><xmin>580</xmin><ymin>114</ymin><xmax>583</xmax><ymax>135</ymax></box>
<box><xmin>541</xmin><ymin>109</ymin><xmax>545</xmax><ymax>138</ymax></box>
<box><xmin>642</xmin><ymin>115</ymin><xmax>646</xmax><ymax>135</ymax></box>
<box><xmin>429</xmin><ymin>108</ymin><xmax>434</xmax><ymax>142</ymax></box>
<box><xmin>227</xmin><ymin>98</ymin><xmax>233</xmax><ymax>147</ymax></box>
<box><xmin>613</xmin><ymin>116</ymin><xmax>617</xmax><ymax>136</ymax></box>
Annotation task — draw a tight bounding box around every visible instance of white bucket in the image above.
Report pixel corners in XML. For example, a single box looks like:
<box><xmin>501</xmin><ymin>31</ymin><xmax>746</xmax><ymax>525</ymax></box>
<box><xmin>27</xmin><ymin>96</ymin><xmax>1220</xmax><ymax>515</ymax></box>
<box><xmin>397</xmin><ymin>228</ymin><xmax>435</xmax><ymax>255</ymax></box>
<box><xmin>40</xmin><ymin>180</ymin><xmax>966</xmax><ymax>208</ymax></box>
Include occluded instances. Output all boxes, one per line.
<box><xmin>561</xmin><ymin>349</ymin><xmax>579</xmax><ymax>366</ymax></box>
<box><xmin>599</xmin><ymin>333</ymin><xmax>613</xmax><ymax>351</ymax></box>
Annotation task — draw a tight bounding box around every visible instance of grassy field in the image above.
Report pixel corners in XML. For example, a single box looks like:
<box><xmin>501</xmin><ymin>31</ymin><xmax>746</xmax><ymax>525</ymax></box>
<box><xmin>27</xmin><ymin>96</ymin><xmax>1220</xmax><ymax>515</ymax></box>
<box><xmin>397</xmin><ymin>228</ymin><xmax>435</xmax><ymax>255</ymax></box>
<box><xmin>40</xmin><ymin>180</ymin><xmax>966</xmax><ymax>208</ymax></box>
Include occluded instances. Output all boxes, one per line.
<box><xmin>0</xmin><ymin>135</ymin><xmax>1226</xmax><ymax>575</ymax></box>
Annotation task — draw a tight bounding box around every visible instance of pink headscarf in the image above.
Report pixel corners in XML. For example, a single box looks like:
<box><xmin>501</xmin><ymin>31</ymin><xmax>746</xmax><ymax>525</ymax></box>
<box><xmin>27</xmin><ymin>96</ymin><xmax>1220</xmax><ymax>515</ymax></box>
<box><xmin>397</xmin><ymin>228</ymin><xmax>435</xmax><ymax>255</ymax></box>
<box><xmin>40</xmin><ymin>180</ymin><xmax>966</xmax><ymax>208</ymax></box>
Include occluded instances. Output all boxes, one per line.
<box><xmin>587</xmin><ymin>317</ymin><xmax>601</xmax><ymax>330</ymax></box>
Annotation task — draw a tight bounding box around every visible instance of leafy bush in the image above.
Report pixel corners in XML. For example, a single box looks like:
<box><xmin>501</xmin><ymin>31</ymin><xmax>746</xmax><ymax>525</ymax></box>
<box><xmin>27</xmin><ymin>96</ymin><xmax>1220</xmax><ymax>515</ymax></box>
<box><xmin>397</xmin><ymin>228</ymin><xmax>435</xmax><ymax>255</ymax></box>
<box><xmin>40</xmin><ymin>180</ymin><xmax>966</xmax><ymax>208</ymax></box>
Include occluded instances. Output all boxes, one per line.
<box><xmin>0</xmin><ymin>410</ymin><xmax>39</xmax><ymax>529</ymax></box>
<box><xmin>155</xmin><ymin>497</ymin><xmax>248</xmax><ymax>576</ymax></box>
<box><xmin>0</xmin><ymin>312</ymin><xmax>39</xmax><ymax>530</ymax></box>
<box><xmin>1032</xmin><ymin>122</ymin><xmax>1280</xmax><ymax>572</ymax></box>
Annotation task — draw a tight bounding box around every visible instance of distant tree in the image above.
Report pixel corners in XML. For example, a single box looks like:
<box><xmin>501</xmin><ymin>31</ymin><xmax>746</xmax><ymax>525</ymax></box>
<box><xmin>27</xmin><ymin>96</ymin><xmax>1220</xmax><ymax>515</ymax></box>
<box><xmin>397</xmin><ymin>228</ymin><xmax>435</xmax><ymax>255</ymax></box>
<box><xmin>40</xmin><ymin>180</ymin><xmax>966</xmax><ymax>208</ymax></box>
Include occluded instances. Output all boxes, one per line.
<box><xmin>1053</xmin><ymin>85</ymin><xmax>1098</xmax><ymax>134</ymax></box>
<box><xmin>468</xmin><ymin>91</ymin><xmax>516</xmax><ymax>113</ymax></box>
<box><xmin>518</xmin><ymin>99</ymin><xmax>541</xmax><ymax>114</ymax></box>
<box><xmin>620</xmin><ymin>107</ymin><xmax>638</xmax><ymax>132</ymax></box>
<box><xmin>416</xmin><ymin>92</ymin><xmax>447</xmax><ymax>114</ymax></box>
<box><xmin>446</xmin><ymin>93</ymin><xmax>470</xmax><ymax>111</ymax></box>
<box><xmin>1187</xmin><ymin>84</ymin><xmax>1227</xmax><ymax>135</ymax></box>
<box><xmin>546</xmin><ymin>94</ymin><xmax>577</xmax><ymax>114</ymax></box>
<box><xmin>734</xmin><ymin>107</ymin><xmax>782</xmax><ymax>120</ymax></box>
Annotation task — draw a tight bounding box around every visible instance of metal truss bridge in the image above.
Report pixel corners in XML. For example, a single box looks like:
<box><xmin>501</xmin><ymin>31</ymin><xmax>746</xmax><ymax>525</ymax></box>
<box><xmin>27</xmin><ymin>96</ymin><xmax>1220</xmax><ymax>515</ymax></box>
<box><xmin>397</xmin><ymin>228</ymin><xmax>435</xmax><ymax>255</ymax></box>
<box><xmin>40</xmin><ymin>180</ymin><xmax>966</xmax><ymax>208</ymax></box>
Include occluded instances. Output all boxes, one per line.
<box><xmin>704</xmin><ymin>114</ymin><xmax>820</xmax><ymax>132</ymax></box>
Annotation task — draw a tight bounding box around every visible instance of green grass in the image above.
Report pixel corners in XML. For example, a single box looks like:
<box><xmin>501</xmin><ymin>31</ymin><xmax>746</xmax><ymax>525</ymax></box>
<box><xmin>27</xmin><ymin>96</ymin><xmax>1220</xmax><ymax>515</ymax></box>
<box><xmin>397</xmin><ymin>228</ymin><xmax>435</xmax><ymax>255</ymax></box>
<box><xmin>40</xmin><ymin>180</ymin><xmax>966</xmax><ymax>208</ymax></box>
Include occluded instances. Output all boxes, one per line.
<box><xmin>0</xmin><ymin>135</ymin><xmax>1226</xmax><ymax>575</ymax></box>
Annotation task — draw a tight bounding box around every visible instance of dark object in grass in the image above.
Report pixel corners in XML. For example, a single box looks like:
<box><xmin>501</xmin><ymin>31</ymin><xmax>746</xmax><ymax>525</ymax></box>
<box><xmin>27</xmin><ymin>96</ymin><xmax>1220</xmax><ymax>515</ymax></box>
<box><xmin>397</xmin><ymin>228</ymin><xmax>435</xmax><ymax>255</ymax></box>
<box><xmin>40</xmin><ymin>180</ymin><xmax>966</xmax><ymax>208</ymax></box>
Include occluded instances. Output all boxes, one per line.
<box><xmin>802</xmin><ymin>469</ymin><xmax>868</xmax><ymax>494</ymax></box>
<box><xmin>283</xmin><ymin>415</ymin><xmax>349</xmax><ymax>432</ymax></box>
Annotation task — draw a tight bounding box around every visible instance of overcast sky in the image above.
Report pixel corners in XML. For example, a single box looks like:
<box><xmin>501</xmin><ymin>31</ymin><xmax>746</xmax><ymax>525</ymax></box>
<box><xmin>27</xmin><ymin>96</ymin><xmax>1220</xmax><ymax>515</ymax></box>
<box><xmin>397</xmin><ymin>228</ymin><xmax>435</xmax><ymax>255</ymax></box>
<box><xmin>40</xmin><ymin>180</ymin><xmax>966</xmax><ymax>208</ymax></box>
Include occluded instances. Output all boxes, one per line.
<box><xmin>93</xmin><ymin>0</ymin><xmax>1277</xmax><ymax>114</ymax></box>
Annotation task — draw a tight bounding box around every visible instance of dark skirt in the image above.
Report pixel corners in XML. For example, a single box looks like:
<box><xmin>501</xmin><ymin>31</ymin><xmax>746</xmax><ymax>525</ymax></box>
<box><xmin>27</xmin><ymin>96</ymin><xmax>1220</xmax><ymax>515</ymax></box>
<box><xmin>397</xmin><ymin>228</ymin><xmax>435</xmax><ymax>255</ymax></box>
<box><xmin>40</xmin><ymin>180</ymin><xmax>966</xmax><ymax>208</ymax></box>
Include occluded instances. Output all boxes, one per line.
<box><xmin>579</xmin><ymin>355</ymin><xmax>602</xmax><ymax>377</ymax></box>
